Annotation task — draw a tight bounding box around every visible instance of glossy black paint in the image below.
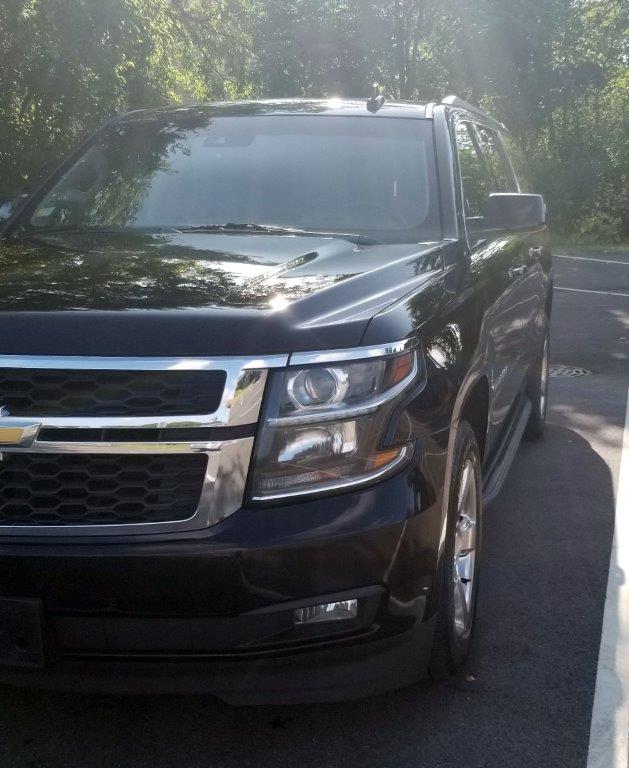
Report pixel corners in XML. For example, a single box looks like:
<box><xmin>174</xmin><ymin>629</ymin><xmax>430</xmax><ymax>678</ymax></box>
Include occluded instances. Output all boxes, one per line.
<box><xmin>0</xmin><ymin>433</ymin><xmax>446</xmax><ymax>700</ymax></box>
<box><xmin>0</xmin><ymin>435</ymin><xmax>446</xmax><ymax>611</ymax></box>
<box><xmin>485</xmin><ymin>192</ymin><xmax>547</xmax><ymax>231</ymax></box>
<box><xmin>0</xmin><ymin>99</ymin><xmax>552</xmax><ymax>699</ymax></box>
<box><xmin>0</xmin><ymin>230</ymin><xmax>444</xmax><ymax>355</ymax></box>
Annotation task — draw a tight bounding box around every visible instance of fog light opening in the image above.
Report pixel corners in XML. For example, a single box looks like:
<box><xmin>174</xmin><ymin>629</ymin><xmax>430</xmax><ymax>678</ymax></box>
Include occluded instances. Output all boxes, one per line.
<box><xmin>293</xmin><ymin>599</ymin><xmax>358</xmax><ymax>625</ymax></box>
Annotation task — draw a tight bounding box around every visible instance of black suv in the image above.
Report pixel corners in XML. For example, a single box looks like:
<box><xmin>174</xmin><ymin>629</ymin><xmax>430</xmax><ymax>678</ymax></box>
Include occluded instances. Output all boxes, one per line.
<box><xmin>0</xmin><ymin>97</ymin><xmax>551</xmax><ymax>703</ymax></box>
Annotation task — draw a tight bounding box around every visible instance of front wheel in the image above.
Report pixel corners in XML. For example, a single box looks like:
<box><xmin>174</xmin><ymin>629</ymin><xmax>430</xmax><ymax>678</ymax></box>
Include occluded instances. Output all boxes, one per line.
<box><xmin>429</xmin><ymin>420</ymin><xmax>482</xmax><ymax>679</ymax></box>
<box><xmin>524</xmin><ymin>327</ymin><xmax>549</xmax><ymax>441</ymax></box>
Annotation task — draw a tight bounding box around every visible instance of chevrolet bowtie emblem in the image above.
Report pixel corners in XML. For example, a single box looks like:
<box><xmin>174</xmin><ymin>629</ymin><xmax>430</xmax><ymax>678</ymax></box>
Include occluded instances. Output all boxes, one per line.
<box><xmin>0</xmin><ymin>406</ymin><xmax>41</xmax><ymax>447</ymax></box>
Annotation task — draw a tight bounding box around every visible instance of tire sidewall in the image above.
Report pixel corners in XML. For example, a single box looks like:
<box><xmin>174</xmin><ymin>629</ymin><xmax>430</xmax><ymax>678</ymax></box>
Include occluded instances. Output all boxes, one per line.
<box><xmin>433</xmin><ymin>421</ymin><xmax>483</xmax><ymax>672</ymax></box>
<box><xmin>525</xmin><ymin>323</ymin><xmax>550</xmax><ymax>439</ymax></box>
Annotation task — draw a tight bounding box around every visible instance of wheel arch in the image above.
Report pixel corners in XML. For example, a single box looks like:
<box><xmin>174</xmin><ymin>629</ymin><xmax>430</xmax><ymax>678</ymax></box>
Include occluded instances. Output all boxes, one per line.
<box><xmin>545</xmin><ymin>281</ymin><xmax>554</xmax><ymax>318</ymax></box>
<box><xmin>459</xmin><ymin>375</ymin><xmax>491</xmax><ymax>464</ymax></box>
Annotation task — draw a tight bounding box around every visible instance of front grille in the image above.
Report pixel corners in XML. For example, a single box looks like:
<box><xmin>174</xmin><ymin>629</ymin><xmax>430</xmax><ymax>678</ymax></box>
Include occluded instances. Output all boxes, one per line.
<box><xmin>0</xmin><ymin>368</ymin><xmax>226</xmax><ymax>417</ymax></box>
<box><xmin>0</xmin><ymin>453</ymin><xmax>207</xmax><ymax>526</ymax></box>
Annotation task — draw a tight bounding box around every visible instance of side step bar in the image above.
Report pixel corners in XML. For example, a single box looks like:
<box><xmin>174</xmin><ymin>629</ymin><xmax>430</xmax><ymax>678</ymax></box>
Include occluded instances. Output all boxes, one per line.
<box><xmin>482</xmin><ymin>396</ymin><xmax>532</xmax><ymax>506</ymax></box>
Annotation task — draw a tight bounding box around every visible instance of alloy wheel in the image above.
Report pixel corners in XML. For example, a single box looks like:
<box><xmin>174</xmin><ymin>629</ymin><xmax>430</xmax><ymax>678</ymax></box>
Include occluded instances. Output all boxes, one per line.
<box><xmin>540</xmin><ymin>337</ymin><xmax>549</xmax><ymax>419</ymax></box>
<box><xmin>452</xmin><ymin>459</ymin><xmax>478</xmax><ymax>638</ymax></box>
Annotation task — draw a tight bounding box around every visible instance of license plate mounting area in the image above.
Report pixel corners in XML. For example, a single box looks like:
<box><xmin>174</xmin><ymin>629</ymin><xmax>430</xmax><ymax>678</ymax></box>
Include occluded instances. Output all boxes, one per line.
<box><xmin>0</xmin><ymin>598</ymin><xmax>45</xmax><ymax>669</ymax></box>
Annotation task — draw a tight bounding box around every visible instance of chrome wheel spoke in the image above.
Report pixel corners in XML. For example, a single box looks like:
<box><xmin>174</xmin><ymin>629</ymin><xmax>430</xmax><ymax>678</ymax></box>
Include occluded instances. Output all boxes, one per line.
<box><xmin>452</xmin><ymin>457</ymin><xmax>478</xmax><ymax>638</ymax></box>
<box><xmin>453</xmin><ymin>572</ymin><xmax>470</xmax><ymax>633</ymax></box>
<box><xmin>540</xmin><ymin>338</ymin><xmax>548</xmax><ymax>417</ymax></box>
<box><xmin>458</xmin><ymin>462</ymin><xmax>472</xmax><ymax>508</ymax></box>
<box><xmin>455</xmin><ymin>513</ymin><xmax>475</xmax><ymax>554</ymax></box>
<box><xmin>456</xmin><ymin>550</ymin><xmax>474</xmax><ymax>583</ymax></box>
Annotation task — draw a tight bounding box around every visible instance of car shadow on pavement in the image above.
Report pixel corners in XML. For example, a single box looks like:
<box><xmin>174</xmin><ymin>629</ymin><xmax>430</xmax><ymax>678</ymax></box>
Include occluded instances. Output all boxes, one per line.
<box><xmin>0</xmin><ymin>424</ymin><xmax>617</xmax><ymax>768</ymax></box>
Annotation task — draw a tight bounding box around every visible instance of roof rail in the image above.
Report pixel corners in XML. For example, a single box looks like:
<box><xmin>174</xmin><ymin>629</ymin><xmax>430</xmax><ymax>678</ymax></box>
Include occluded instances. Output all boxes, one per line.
<box><xmin>441</xmin><ymin>95</ymin><xmax>506</xmax><ymax>131</ymax></box>
<box><xmin>442</xmin><ymin>95</ymin><xmax>489</xmax><ymax>117</ymax></box>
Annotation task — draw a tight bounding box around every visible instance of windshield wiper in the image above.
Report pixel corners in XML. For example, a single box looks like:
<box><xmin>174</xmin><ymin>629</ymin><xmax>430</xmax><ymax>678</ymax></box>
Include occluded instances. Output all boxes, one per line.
<box><xmin>175</xmin><ymin>223</ymin><xmax>382</xmax><ymax>246</ymax></box>
<box><xmin>16</xmin><ymin>225</ymin><xmax>107</xmax><ymax>237</ymax></box>
<box><xmin>18</xmin><ymin>225</ymin><xmax>165</xmax><ymax>237</ymax></box>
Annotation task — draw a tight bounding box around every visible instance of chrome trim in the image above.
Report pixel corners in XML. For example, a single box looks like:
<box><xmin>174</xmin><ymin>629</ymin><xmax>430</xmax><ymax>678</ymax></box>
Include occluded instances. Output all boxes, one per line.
<box><xmin>0</xmin><ymin>418</ymin><xmax>41</xmax><ymax>447</ymax></box>
<box><xmin>0</xmin><ymin>354</ymin><xmax>288</xmax><ymax>371</ymax></box>
<box><xmin>0</xmin><ymin>440</ymin><xmax>224</xmax><ymax>455</ymax></box>
<box><xmin>251</xmin><ymin>443</ymin><xmax>413</xmax><ymax>501</ymax></box>
<box><xmin>288</xmin><ymin>337</ymin><xmax>417</xmax><ymax>367</ymax></box>
<box><xmin>0</xmin><ymin>353</ymin><xmax>280</xmax><ymax>536</ymax></box>
<box><xmin>267</xmin><ymin>353</ymin><xmax>419</xmax><ymax>427</ymax></box>
<box><xmin>204</xmin><ymin>437</ymin><xmax>254</xmax><ymax>526</ymax></box>
<box><xmin>0</xmin><ymin>356</ymin><xmax>286</xmax><ymax>430</ymax></box>
<box><xmin>30</xmin><ymin>415</ymin><xmax>220</xmax><ymax>429</ymax></box>
<box><xmin>0</xmin><ymin>438</ymin><xmax>255</xmax><ymax>537</ymax></box>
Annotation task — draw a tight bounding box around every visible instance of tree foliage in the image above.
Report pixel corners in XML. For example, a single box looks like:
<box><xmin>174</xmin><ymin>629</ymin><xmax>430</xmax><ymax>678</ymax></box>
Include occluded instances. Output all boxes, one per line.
<box><xmin>0</xmin><ymin>0</ymin><xmax>627</xmax><ymax>240</ymax></box>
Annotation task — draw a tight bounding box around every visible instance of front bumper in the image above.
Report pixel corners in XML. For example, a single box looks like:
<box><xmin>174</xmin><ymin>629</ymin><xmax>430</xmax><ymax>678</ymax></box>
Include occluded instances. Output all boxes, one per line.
<box><xmin>0</xmin><ymin>435</ymin><xmax>448</xmax><ymax>703</ymax></box>
<box><xmin>0</xmin><ymin>616</ymin><xmax>437</xmax><ymax>704</ymax></box>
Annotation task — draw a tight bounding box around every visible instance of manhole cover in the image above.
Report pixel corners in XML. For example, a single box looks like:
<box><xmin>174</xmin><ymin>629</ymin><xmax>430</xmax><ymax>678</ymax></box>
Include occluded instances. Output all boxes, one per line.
<box><xmin>549</xmin><ymin>364</ymin><xmax>592</xmax><ymax>377</ymax></box>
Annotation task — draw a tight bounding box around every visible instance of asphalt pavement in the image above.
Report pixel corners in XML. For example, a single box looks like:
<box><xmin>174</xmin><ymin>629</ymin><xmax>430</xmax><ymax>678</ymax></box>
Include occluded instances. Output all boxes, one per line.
<box><xmin>0</xmin><ymin>249</ymin><xmax>627</xmax><ymax>768</ymax></box>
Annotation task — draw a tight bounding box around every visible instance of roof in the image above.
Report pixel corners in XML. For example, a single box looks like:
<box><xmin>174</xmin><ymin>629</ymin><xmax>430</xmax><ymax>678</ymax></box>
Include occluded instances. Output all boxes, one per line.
<box><xmin>113</xmin><ymin>98</ymin><xmax>430</xmax><ymax>124</ymax></box>
<box><xmin>113</xmin><ymin>96</ymin><xmax>505</xmax><ymax>131</ymax></box>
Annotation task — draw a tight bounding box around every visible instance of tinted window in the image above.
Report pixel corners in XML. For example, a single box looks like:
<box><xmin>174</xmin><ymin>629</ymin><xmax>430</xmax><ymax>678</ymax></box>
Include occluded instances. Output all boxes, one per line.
<box><xmin>26</xmin><ymin>115</ymin><xmax>441</xmax><ymax>244</ymax></box>
<box><xmin>455</xmin><ymin>121</ymin><xmax>491</xmax><ymax>219</ymax></box>
<box><xmin>501</xmin><ymin>132</ymin><xmax>533</xmax><ymax>193</ymax></box>
<box><xmin>475</xmin><ymin>126</ymin><xmax>516</xmax><ymax>192</ymax></box>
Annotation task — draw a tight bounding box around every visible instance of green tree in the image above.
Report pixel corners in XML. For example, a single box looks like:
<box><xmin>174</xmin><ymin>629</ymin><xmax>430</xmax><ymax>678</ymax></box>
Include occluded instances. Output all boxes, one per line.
<box><xmin>0</xmin><ymin>0</ymin><xmax>627</xmax><ymax>240</ymax></box>
<box><xmin>0</xmin><ymin>0</ymin><xmax>253</xmax><ymax>192</ymax></box>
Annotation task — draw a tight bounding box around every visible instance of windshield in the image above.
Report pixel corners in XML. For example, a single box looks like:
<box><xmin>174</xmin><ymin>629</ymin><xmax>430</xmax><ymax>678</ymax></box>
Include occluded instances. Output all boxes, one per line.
<box><xmin>24</xmin><ymin>114</ymin><xmax>441</xmax><ymax>244</ymax></box>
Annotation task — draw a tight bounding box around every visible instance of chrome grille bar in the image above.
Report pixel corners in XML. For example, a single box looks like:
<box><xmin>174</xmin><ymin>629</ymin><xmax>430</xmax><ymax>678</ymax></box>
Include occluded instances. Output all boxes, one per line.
<box><xmin>0</xmin><ymin>354</ymin><xmax>287</xmax><ymax>429</ymax></box>
<box><xmin>0</xmin><ymin>354</ymin><xmax>288</xmax><ymax>536</ymax></box>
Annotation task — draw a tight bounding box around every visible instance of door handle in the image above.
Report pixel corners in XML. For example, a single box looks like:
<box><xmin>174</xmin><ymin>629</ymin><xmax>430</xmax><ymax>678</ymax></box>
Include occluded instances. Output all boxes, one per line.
<box><xmin>508</xmin><ymin>265</ymin><xmax>529</xmax><ymax>279</ymax></box>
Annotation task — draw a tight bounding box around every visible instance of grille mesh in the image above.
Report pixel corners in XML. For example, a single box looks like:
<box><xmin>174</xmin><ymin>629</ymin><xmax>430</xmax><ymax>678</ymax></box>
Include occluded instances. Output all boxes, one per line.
<box><xmin>0</xmin><ymin>453</ymin><xmax>207</xmax><ymax>526</ymax></box>
<box><xmin>0</xmin><ymin>368</ymin><xmax>226</xmax><ymax>417</ymax></box>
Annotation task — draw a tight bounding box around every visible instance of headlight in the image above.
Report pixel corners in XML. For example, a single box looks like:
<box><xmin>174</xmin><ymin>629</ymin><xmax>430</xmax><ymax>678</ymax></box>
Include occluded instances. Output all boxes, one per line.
<box><xmin>249</xmin><ymin>343</ymin><xmax>421</xmax><ymax>500</ymax></box>
<box><xmin>287</xmin><ymin>367</ymin><xmax>349</xmax><ymax>408</ymax></box>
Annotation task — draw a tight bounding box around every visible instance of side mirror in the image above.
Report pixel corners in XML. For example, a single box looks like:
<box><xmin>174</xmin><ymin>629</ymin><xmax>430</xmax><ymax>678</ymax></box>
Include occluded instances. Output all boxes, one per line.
<box><xmin>485</xmin><ymin>193</ymin><xmax>546</xmax><ymax>232</ymax></box>
<box><xmin>0</xmin><ymin>194</ymin><xmax>29</xmax><ymax>229</ymax></box>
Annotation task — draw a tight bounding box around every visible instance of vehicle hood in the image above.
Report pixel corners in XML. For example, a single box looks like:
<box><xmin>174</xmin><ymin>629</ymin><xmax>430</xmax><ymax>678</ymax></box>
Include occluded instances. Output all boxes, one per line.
<box><xmin>0</xmin><ymin>231</ymin><xmax>445</xmax><ymax>356</ymax></box>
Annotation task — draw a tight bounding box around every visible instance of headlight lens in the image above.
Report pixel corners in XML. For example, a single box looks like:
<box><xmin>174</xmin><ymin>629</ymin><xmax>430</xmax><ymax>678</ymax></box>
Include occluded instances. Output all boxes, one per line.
<box><xmin>249</xmin><ymin>347</ymin><xmax>419</xmax><ymax>500</ymax></box>
<box><xmin>287</xmin><ymin>367</ymin><xmax>349</xmax><ymax>408</ymax></box>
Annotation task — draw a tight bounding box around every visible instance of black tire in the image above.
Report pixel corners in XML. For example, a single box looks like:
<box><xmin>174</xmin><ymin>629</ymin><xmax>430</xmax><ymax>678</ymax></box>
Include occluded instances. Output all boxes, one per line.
<box><xmin>429</xmin><ymin>420</ymin><xmax>482</xmax><ymax>680</ymax></box>
<box><xmin>524</xmin><ymin>325</ymin><xmax>549</xmax><ymax>441</ymax></box>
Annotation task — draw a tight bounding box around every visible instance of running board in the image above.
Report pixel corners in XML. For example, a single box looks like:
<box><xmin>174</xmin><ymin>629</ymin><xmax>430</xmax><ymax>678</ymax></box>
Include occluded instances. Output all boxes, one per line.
<box><xmin>482</xmin><ymin>396</ymin><xmax>532</xmax><ymax>506</ymax></box>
